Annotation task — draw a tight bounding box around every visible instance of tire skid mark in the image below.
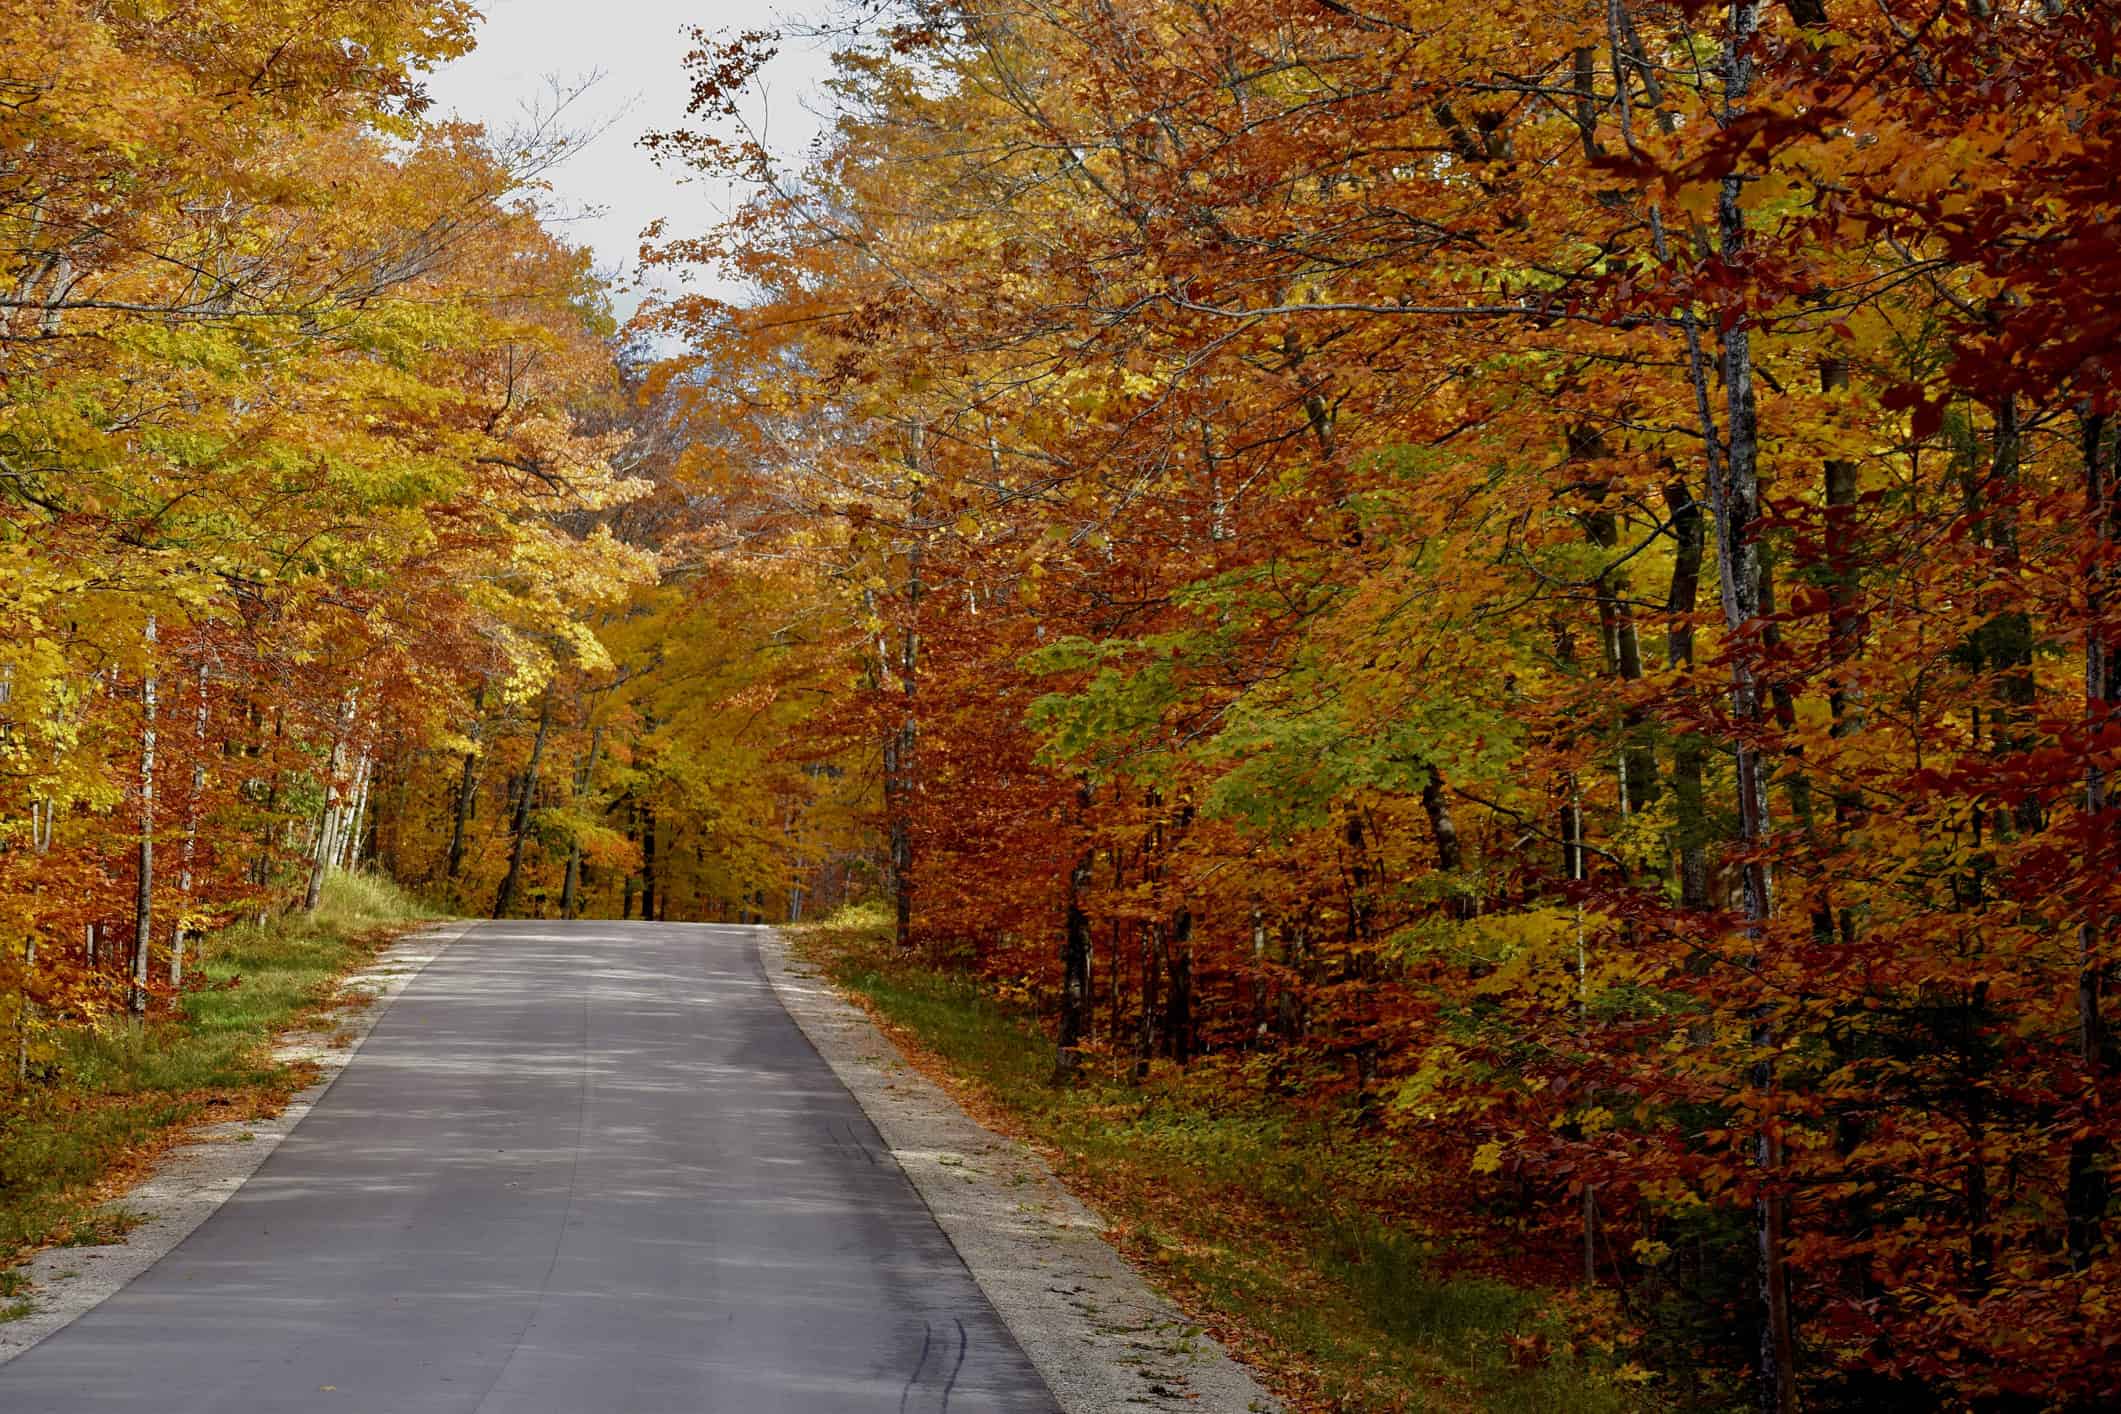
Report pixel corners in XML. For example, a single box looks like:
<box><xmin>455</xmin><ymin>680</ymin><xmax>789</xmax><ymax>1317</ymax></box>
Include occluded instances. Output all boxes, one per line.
<box><xmin>900</xmin><ymin>1320</ymin><xmax>933</xmax><ymax>1414</ymax></box>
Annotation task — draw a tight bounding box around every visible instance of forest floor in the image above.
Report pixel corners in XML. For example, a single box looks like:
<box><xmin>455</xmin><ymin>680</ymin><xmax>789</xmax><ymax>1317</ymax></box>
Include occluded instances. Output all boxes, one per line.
<box><xmin>788</xmin><ymin>905</ymin><xmax>1649</xmax><ymax>1414</ymax></box>
<box><xmin>0</xmin><ymin>873</ymin><xmax>438</xmax><ymax>1310</ymax></box>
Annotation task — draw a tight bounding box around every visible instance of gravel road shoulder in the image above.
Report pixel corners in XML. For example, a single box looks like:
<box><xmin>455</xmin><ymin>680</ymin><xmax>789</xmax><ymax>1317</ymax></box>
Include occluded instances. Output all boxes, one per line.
<box><xmin>759</xmin><ymin>926</ymin><xmax>1282</xmax><ymax>1414</ymax></box>
<box><xmin>0</xmin><ymin>918</ymin><xmax>475</xmax><ymax>1366</ymax></box>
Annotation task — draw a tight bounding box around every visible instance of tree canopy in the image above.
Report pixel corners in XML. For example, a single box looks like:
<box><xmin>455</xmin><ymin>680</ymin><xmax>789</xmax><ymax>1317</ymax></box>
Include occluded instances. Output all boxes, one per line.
<box><xmin>632</xmin><ymin>0</ymin><xmax>2121</xmax><ymax>1404</ymax></box>
<box><xmin>6</xmin><ymin>0</ymin><xmax>2119</xmax><ymax>1406</ymax></box>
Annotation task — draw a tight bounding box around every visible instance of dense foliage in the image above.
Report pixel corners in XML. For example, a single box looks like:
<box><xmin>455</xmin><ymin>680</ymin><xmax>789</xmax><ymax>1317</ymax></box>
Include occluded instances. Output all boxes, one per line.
<box><xmin>0</xmin><ymin>3</ymin><xmax>654</xmax><ymax>1050</ymax></box>
<box><xmin>7</xmin><ymin>0</ymin><xmax>2119</xmax><ymax>1405</ymax></box>
<box><xmin>637</xmin><ymin>0</ymin><xmax>2121</xmax><ymax>1405</ymax></box>
<box><xmin>0</xmin><ymin>1</ymin><xmax>875</xmax><ymax>1087</ymax></box>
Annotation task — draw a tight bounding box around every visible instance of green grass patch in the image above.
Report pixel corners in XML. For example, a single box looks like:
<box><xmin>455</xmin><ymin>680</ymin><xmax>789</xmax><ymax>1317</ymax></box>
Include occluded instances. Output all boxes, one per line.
<box><xmin>795</xmin><ymin>905</ymin><xmax>1645</xmax><ymax>1414</ymax></box>
<box><xmin>0</xmin><ymin>873</ymin><xmax>440</xmax><ymax>1267</ymax></box>
<box><xmin>54</xmin><ymin>1207</ymin><xmax>144</xmax><ymax>1248</ymax></box>
<box><xmin>0</xmin><ymin>1267</ymin><xmax>31</xmax><ymax>1322</ymax></box>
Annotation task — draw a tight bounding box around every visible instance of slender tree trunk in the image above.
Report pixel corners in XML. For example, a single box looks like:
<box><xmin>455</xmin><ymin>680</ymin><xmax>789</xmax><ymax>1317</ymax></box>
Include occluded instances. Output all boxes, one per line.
<box><xmin>1647</xmin><ymin>0</ymin><xmax>1794</xmax><ymax>1393</ymax></box>
<box><xmin>328</xmin><ymin>772</ymin><xmax>351</xmax><ymax>874</ymax></box>
<box><xmin>132</xmin><ymin>616</ymin><xmax>157</xmax><ymax>1017</ymax></box>
<box><xmin>1110</xmin><ymin>854</ymin><xmax>1128</xmax><ymax>1045</ymax></box>
<box><xmin>1136</xmin><ymin>918</ymin><xmax>1162</xmax><ymax>1082</ymax></box>
<box><xmin>1578</xmin><ymin>437</ymin><xmax>1655</xmax><ymax>812</ymax></box>
<box><xmin>1422</xmin><ymin>765</ymin><xmax>1469</xmax><ymax>931</ymax></box>
<box><xmin>1057</xmin><ymin>789</ymin><xmax>1094</xmax><ymax>1081</ymax></box>
<box><xmin>1822</xmin><ymin>363</ymin><xmax>1864</xmax><ymax>735</ymax></box>
<box><xmin>1571</xmin><ymin>46</ymin><xmax>1603</xmax><ymax>161</ymax></box>
<box><xmin>896</xmin><ymin>434</ymin><xmax>926</xmax><ymax>952</ymax></box>
<box><xmin>1709</xmin><ymin>0</ymin><xmax>1796</xmax><ymax>1399</ymax></box>
<box><xmin>175</xmin><ymin>660</ymin><xmax>209</xmax><ymax>988</ymax></box>
<box><xmin>336</xmin><ymin>753</ymin><xmax>370</xmax><ymax>872</ymax></box>
<box><xmin>305</xmin><ymin>693</ymin><xmax>356</xmax><ymax>914</ymax></box>
<box><xmin>1988</xmin><ymin>394</ymin><xmax>2040</xmax><ymax>836</ymax></box>
<box><xmin>493</xmin><ymin>692</ymin><xmax>553</xmax><ymax>920</ymax></box>
<box><xmin>15</xmin><ymin>935</ymin><xmax>34</xmax><ymax>1084</ymax></box>
<box><xmin>1251</xmin><ymin>909</ymin><xmax>1270</xmax><ymax>1039</ymax></box>
<box><xmin>446</xmin><ymin>680</ymin><xmax>486</xmax><ymax>880</ymax></box>
<box><xmin>1756</xmin><ymin>561</ymin><xmax>1815</xmax><ymax>832</ymax></box>
<box><xmin>1822</xmin><ymin>359</ymin><xmax>1867</xmax><ymax>851</ymax></box>
<box><xmin>1343</xmin><ymin>804</ymin><xmax>1375</xmax><ymax>970</ymax></box>
<box><xmin>1167</xmin><ymin>906</ymin><xmax>1194</xmax><ymax>1066</ymax></box>
<box><xmin>560</xmin><ymin>723</ymin><xmax>604</xmax><ymax>918</ymax></box>
<box><xmin>1661</xmin><ymin>478</ymin><xmax>1713</xmax><ymax>907</ymax></box>
<box><xmin>2071</xmin><ymin>412</ymin><xmax>2117</xmax><ymax>1269</ymax></box>
<box><xmin>1559</xmin><ymin>785</ymin><xmax>1585</xmax><ymax>889</ymax></box>
<box><xmin>890</xmin><ymin>729</ymin><xmax>914</xmax><ymax>949</ymax></box>
<box><xmin>366</xmin><ymin>754</ymin><xmax>392</xmax><ymax>875</ymax></box>
<box><xmin>306</xmin><ymin>804</ymin><xmax>336</xmax><ymax>913</ymax></box>
<box><xmin>250</xmin><ymin>706</ymin><xmax>283</xmax><ymax>890</ymax></box>
<box><xmin>640</xmin><ymin>802</ymin><xmax>658</xmax><ymax>924</ymax></box>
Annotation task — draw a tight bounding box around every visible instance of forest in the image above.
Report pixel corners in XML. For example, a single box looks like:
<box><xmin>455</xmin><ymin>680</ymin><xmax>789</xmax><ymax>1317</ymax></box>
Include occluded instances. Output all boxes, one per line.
<box><xmin>4</xmin><ymin>0</ymin><xmax>2119</xmax><ymax>1409</ymax></box>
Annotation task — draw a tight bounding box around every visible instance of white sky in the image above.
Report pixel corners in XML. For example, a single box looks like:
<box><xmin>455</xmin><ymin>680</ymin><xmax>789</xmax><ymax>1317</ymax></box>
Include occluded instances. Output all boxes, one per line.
<box><xmin>425</xmin><ymin>1</ymin><xmax>838</xmax><ymax>318</ymax></box>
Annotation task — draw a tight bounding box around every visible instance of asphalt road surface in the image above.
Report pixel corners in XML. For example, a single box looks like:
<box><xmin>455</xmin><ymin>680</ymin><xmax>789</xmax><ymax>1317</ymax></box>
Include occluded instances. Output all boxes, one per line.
<box><xmin>0</xmin><ymin>922</ymin><xmax>1061</xmax><ymax>1414</ymax></box>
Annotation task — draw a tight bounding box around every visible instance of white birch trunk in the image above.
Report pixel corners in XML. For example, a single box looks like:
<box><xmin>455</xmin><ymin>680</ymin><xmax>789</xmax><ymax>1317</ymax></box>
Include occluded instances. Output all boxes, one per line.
<box><xmin>336</xmin><ymin>753</ymin><xmax>372</xmax><ymax>872</ymax></box>
<box><xmin>304</xmin><ymin>693</ymin><xmax>356</xmax><ymax>912</ymax></box>
<box><xmin>132</xmin><ymin>616</ymin><xmax>157</xmax><ymax>1017</ymax></box>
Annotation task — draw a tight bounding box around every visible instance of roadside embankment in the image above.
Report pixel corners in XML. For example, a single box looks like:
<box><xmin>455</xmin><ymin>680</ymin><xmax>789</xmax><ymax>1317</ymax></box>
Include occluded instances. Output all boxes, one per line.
<box><xmin>0</xmin><ymin>875</ymin><xmax>462</xmax><ymax>1354</ymax></box>
<box><xmin>783</xmin><ymin>907</ymin><xmax>1644</xmax><ymax>1414</ymax></box>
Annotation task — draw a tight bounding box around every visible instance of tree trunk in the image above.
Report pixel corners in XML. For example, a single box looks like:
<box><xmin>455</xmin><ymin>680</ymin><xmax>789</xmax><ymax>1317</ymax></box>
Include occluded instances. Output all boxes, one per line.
<box><xmin>1422</xmin><ymin>764</ymin><xmax>1463</xmax><ymax>873</ymax></box>
<box><xmin>305</xmin><ymin>804</ymin><xmax>335</xmax><ymax>914</ymax></box>
<box><xmin>560</xmin><ymin>723</ymin><xmax>604</xmax><ymax>918</ymax></box>
<box><xmin>174</xmin><ymin>659</ymin><xmax>209</xmax><ymax>988</ymax></box>
<box><xmin>132</xmin><ymin>616</ymin><xmax>157</xmax><ymax>1017</ymax></box>
<box><xmin>15</xmin><ymin>935</ymin><xmax>34</xmax><ymax>1084</ymax></box>
<box><xmin>640</xmin><ymin>801</ymin><xmax>659</xmax><ymax>925</ymax></box>
<box><xmin>1709</xmin><ymin>0</ymin><xmax>1796</xmax><ymax>1399</ymax></box>
<box><xmin>1822</xmin><ymin>362</ymin><xmax>1864</xmax><ymax>733</ymax></box>
<box><xmin>446</xmin><ymin>680</ymin><xmax>486</xmax><ymax>880</ymax></box>
<box><xmin>883</xmin><ymin>707</ymin><xmax>915</xmax><ymax>947</ymax></box>
<box><xmin>336</xmin><ymin>753</ymin><xmax>370</xmax><ymax>872</ymax></box>
<box><xmin>1658</xmin><ymin>479</ymin><xmax>1714</xmax><ymax>909</ymax></box>
<box><xmin>1343</xmin><ymin>804</ymin><xmax>1375</xmax><ymax>968</ymax></box>
<box><xmin>250</xmin><ymin>707</ymin><xmax>283</xmax><ymax>890</ymax></box>
<box><xmin>1822</xmin><ymin>358</ymin><xmax>1867</xmax><ymax>854</ymax></box>
<box><xmin>1057</xmin><ymin>809</ymin><xmax>1093</xmax><ymax>1081</ymax></box>
<box><xmin>306</xmin><ymin>692</ymin><xmax>357</xmax><ymax>913</ymax></box>
<box><xmin>1663</xmin><ymin>478</ymin><xmax>1704</xmax><ymax>671</ymax></box>
<box><xmin>1167</xmin><ymin>906</ymin><xmax>1194</xmax><ymax>1066</ymax></box>
<box><xmin>1577</xmin><ymin>435</ymin><xmax>1655</xmax><ymax>812</ymax></box>
<box><xmin>1988</xmin><ymin>393</ymin><xmax>2040</xmax><ymax>837</ymax></box>
<box><xmin>1571</xmin><ymin>46</ymin><xmax>1603</xmax><ymax>161</ymax></box>
<box><xmin>493</xmin><ymin>692</ymin><xmax>553</xmax><ymax>920</ymax></box>
<box><xmin>1136</xmin><ymin>919</ymin><xmax>1163</xmax><ymax>1081</ymax></box>
<box><xmin>882</xmin><ymin>434</ymin><xmax>927</xmax><ymax>953</ymax></box>
<box><xmin>2070</xmin><ymin>411</ymin><xmax>2117</xmax><ymax>1269</ymax></box>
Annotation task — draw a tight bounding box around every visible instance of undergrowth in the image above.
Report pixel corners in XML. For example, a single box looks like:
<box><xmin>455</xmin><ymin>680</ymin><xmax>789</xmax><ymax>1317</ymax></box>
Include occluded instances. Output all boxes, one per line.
<box><xmin>0</xmin><ymin>873</ymin><xmax>439</xmax><ymax>1285</ymax></box>
<box><xmin>794</xmin><ymin>901</ymin><xmax>1647</xmax><ymax>1414</ymax></box>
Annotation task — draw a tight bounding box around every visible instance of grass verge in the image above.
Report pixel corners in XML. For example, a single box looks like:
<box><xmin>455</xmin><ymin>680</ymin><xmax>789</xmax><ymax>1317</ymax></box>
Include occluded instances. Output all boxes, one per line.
<box><xmin>0</xmin><ymin>872</ymin><xmax>441</xmax><ymax>1291</ymax></box>
<box><xmin>792</xmin><ymin>903</ymin><xmax>1648</xmax><ymax>1414</ymax></box>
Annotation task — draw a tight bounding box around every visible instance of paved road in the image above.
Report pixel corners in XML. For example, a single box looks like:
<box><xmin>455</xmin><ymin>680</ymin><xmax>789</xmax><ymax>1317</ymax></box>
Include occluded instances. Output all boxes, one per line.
<box><xmin>0</xmin><ymin>922</ymin><xmax>1060</xmax><ymax>1413</ymax></box>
